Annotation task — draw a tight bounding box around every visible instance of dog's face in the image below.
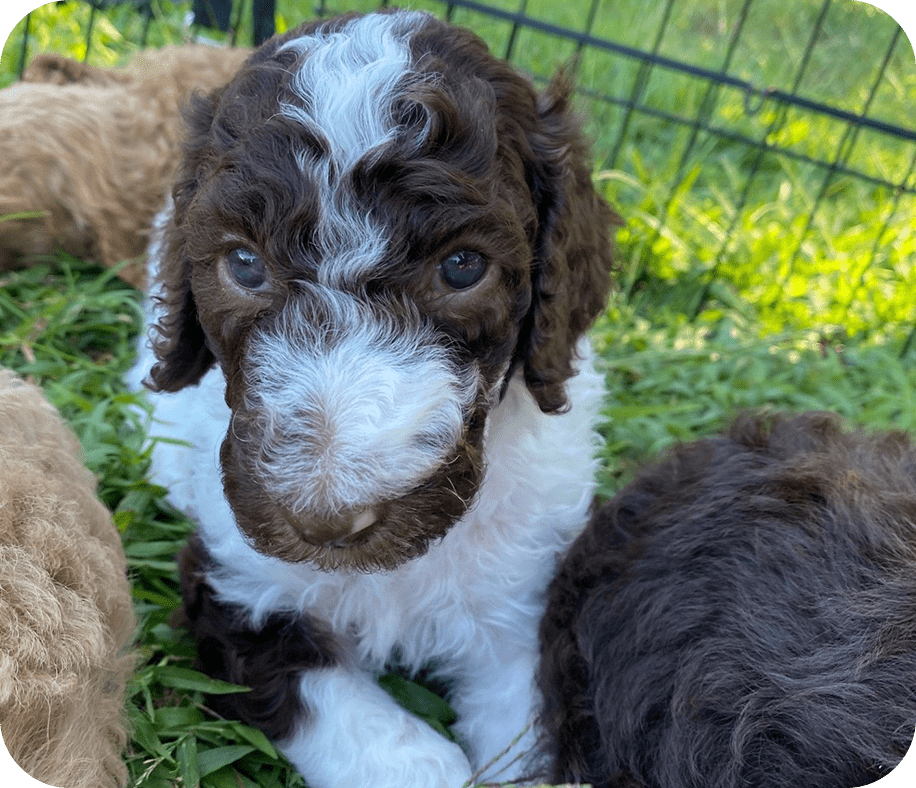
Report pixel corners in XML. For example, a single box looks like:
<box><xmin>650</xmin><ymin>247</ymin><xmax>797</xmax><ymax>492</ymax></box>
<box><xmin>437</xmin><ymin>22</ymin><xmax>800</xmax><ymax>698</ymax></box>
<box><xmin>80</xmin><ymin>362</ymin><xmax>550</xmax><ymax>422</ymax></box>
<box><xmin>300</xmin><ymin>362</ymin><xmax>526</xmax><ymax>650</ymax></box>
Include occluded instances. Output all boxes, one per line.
<box><xmin>148</xmin><ymin>10</ymin><xmax>618</xmax><ymax>570</ymax></box>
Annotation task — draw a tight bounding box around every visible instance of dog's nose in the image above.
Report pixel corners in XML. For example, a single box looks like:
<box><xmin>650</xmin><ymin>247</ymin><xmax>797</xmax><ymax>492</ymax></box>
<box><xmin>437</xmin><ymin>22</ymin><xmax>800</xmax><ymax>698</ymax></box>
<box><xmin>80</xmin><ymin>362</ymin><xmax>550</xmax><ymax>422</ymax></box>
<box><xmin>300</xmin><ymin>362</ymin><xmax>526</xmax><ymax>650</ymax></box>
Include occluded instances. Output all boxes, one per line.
<box><xmin>284</xmin><ymin>505</ymin><xmax>379</xmax><ymax>546</ymax></box>
<box><xmin>350</xmin><ymin>507</ymin><xmax>378</xmax><ymax>535</ymax></box>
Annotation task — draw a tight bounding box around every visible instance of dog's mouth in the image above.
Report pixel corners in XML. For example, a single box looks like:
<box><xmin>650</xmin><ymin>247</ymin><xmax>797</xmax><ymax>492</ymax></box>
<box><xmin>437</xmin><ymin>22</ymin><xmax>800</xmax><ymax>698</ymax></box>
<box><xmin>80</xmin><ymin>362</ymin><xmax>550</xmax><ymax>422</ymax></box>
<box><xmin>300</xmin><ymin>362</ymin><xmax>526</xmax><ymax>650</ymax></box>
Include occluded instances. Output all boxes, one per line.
<box><xmin>219</xmin><ymin>407</ymin><xmax>487</xmax><ymax>571</ymax></box>
<box><xmin>280</xmin><ymin>504</ymin><xmax>383</xmax><ymax>548</ymax></box>
<box><xmin>349</xmin><ymin>506</ymin><xmax>380</xmax><ymax>536</ymax></box>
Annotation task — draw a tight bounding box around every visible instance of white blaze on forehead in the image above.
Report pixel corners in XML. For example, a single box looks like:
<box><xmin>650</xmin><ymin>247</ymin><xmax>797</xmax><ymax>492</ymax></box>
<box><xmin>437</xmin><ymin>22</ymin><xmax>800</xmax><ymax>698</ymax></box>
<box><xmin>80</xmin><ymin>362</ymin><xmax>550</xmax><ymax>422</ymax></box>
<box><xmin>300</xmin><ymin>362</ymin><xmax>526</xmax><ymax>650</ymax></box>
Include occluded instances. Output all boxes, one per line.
<box><xmin>279</xmin><ymin>12</ymin><xmax>424</xmax><ymax>170</ymax></box>
<box><xmin>244</xmin><ymin>291</ymin><xmax>478</xmax><ymax>516</ymax></box>
<box><xmin>277</xmin><ymin>12</ymin><xmax>427</xmax><ymax>287</ymax></box>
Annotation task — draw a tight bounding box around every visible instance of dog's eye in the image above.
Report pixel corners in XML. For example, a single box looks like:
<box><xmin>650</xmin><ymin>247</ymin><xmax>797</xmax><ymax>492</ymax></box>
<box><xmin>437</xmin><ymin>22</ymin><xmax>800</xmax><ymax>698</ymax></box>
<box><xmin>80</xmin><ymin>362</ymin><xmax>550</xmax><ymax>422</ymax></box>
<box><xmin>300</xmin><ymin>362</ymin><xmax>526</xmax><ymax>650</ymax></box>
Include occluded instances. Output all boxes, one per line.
<box><xmin>438</xmin><ymin>251</ymin><xmax>486</xmax><ymax>290</ymax></box>
<box><xmin>226</xmin><ymin>248</ymin><xmax>268</xmax><ymax>290</ymax></box>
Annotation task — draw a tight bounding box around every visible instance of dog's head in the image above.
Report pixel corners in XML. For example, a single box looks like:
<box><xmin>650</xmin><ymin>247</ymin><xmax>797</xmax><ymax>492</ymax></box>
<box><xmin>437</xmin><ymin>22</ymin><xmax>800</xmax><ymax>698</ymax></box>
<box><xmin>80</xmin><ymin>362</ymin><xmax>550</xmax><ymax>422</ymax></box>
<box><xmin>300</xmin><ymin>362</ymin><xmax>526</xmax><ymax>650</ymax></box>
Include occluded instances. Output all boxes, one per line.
<box><xmin>147</xmin><ymin>10</ymin><xmax>619</xmax><ymax>570</ymax></box>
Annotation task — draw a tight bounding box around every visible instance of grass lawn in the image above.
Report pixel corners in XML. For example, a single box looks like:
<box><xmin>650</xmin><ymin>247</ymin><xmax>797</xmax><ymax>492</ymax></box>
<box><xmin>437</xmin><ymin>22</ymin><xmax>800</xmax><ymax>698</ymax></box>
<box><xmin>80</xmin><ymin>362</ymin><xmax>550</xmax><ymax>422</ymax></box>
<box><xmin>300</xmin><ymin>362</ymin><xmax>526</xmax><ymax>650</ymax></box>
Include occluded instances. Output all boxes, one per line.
<box><xmin>1</xmin><ymin>1</ymin><xmax>915</xmax><ymax>786</ymax></box>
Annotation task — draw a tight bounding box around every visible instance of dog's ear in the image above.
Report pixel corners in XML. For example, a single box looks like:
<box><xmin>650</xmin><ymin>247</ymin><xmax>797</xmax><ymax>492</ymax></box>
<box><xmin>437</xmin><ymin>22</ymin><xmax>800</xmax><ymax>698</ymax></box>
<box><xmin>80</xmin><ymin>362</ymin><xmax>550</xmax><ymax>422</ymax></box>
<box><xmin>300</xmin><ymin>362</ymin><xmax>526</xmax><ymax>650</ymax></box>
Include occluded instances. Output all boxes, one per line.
<box><xmin>519</xmin><ymin>75</ymin><xmax>620</xmax><ymax>413</ymax></box>
<box><xmin>146</xmin><ymin>90</ymin><xmax>222</xmax><ymax>393</ymax></box>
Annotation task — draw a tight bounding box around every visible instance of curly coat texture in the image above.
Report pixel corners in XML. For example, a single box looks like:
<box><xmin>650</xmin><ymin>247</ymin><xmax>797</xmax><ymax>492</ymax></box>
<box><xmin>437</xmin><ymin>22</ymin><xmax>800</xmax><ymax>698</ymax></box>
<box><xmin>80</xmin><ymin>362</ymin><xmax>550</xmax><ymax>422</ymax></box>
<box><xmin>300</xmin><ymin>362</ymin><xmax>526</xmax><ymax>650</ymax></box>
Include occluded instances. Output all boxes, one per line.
<box><xmin>131</xmin><ymin>10</ymin><xmax>618</xmax><ymax>786</ymax></box>
<box><xmin>538</xmin><ymin>411</ymin><xmax>916</xmax><ymax>788</ymax></box>
<box><xmin>0</xmin><ymin>44</ymin><xmax>250</xmax><ymax>288</ymax></box>
<box><xmin>146</xmin><ymin>10</ymin><xmax>619</xmax><ymax>570</ymax></box>
<box><xmin>0</xmin><ymin>369</ymin><xmax>134</xmax><ymax>788</ymax></box>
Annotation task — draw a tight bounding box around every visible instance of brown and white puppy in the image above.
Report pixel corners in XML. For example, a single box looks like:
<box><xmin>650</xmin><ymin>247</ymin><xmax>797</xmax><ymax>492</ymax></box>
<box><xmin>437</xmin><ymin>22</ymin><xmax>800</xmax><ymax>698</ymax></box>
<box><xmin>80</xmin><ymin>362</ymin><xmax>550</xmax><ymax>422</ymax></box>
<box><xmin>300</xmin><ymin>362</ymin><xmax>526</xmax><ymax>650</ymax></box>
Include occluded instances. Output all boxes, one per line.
<box><xmin>130</xmin><ymin>8</ymin><xmax>618</xmax><ymax>787</ymax></box>
<box><xmin>0</xmin><ymin>44</ymin><xmax>250</xmax><ymax>287</ymax></box>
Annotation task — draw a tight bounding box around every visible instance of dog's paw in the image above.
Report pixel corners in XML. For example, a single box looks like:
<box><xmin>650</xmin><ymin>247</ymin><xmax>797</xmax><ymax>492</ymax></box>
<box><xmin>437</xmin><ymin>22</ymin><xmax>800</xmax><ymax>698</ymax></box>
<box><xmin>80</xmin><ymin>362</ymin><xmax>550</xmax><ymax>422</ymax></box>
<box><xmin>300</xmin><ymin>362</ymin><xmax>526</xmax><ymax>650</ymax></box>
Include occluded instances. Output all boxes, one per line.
<box><xmin>281</xmin><ymin>667</ymin><xmax>473</xmax><ymax>788</ymax></box>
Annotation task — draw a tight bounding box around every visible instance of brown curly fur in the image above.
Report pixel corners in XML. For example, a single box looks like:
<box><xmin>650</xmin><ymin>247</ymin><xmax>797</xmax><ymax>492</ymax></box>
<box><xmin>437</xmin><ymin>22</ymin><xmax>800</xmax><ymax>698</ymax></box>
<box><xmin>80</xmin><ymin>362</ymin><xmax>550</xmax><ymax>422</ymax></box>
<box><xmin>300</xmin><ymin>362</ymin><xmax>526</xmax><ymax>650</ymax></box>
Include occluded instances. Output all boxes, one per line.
<box><xmin>0</xmin><ymin>44</ymin><xmax>250</xmax><ymax>288</ymax></box>
<box><xmin>0</xmin><ymin>369</ymin><xmax>134</xmax><ymax>788</ymax></box>
<box><xmin>538</xmin><ymin>411</ymin><xmax>916</xmax><ymax>788</ymax></box>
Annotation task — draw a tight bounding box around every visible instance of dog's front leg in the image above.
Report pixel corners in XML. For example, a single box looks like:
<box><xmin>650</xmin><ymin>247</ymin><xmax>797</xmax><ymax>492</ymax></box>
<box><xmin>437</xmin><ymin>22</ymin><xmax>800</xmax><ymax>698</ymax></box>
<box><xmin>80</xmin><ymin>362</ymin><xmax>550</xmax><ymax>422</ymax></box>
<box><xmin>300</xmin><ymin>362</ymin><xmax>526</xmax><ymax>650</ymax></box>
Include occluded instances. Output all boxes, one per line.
<box><xmin>449</xmin><ymin>646</ymin><xmax>541</xmax><ymax>784</ymax></box>
<box><xmin>280</xmin><ymin>665</ymin><xmax>473</xmax><ymax>788</ymax></box>
<box><xmin>179</xmin><ymin>539</ymin><xmax>472</xmax><ymax>787</ymax></box>
<box><xmin>179</xmin><ymin>535</ymin><xmax>544</xmax><ymax>787</ymax></box>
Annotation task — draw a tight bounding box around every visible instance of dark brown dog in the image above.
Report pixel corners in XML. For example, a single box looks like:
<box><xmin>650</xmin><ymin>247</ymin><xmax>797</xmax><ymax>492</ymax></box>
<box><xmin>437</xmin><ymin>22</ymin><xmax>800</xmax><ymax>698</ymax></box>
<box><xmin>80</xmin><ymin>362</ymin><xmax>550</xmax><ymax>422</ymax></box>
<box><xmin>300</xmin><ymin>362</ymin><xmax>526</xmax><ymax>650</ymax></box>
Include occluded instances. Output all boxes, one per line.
<box><xmin>539</xmin><ymin>411</ymin><xmax>916</xmax><ymax>788</ymax></box>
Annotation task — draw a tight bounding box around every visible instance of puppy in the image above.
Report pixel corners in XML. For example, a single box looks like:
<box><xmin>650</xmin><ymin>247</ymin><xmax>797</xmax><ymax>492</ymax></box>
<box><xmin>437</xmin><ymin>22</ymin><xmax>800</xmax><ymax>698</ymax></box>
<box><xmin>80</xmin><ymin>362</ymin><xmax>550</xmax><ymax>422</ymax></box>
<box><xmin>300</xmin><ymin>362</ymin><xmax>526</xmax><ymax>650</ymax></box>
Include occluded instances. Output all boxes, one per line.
<box><xmin>0</xmin><ymin>44</ymin><xmax>250</xmax><ymax>287</ymax></box>
<box><xmin>538</xmin><ymin>411</ymin><xmax>916</xmax><ymax>788</ymax></box>
<box><xmin>131</xmin><ymin>9</ymin><xmax>618</xmax><ymax>788</ymax></box>
<box><xmin>0</xmin><ymin>368</ymin><xmax>134</xmax><ymax>788</ymax></box>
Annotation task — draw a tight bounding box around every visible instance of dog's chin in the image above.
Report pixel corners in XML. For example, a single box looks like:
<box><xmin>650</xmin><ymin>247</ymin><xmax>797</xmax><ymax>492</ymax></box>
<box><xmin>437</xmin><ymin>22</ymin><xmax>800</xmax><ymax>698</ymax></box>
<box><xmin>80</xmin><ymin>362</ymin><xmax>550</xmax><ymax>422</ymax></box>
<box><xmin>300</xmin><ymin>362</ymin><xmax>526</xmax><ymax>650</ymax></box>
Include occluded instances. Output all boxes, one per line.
<box><xmin>219</xmin><ymin>414</ymin><xmax>487</xmax><ymax>572</ymax></box>
<box><xmin>237</xmin><ymin>507</ymin><xmax>451</xmax><ymax>571</ymax></box>
<box><xmin>227</xmin><ymin>481</ymin><xmax>478</xmax><ymax>572</ymax></box>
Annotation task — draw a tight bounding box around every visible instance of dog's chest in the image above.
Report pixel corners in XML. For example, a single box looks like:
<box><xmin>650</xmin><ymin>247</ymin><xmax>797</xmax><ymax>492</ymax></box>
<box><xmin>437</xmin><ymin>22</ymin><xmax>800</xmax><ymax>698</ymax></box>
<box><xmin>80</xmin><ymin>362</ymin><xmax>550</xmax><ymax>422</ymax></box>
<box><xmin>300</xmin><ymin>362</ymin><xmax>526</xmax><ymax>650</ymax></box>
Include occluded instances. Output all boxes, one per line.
<box><xmin>288</xmin><ymin>473</ymin><xmax>591</xmax><ymax>670</ymax></box>
<box><xmin>243</xmin><ymin>369</ymin><xmax>596</xmax><ymax>662</ymax></box>
<box><xmin>136</xmin><ymin>342</ymin><xmax>602</xmax><ymax>669</ymax></box>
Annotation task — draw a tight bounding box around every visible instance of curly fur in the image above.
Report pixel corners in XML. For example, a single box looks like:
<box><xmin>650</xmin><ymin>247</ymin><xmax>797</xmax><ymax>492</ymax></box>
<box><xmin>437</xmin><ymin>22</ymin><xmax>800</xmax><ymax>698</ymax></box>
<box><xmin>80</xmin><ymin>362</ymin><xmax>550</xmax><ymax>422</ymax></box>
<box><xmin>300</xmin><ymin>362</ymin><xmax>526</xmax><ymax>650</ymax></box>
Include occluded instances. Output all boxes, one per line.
<box><xmin>131</xmin><ymin>10</ymin><xmax>618</xmax><ymax>787</ymax></box>
<box><xmin>0</xmin><ymin>44</ymin><xmax>250</xmax><ymax>287</ymax></box>
<box><xmin>538</xmin><ymin>411</ymin><xmax>916</xmax><ymax>788</ymax></box>
<box><xmin>0</xmin><ymin>369</ymin><xmax>134</xmax><ymax>788</ymax></box>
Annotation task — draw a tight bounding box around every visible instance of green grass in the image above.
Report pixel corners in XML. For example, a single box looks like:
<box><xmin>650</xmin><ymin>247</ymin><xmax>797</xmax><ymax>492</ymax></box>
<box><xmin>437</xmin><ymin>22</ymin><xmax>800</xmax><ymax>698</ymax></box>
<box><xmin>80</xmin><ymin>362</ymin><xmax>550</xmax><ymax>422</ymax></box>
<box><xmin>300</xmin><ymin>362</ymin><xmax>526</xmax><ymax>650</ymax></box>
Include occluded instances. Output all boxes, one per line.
<box><xmin>2</xmin><ymin>1</ymin><xmax>916</xmax><ymax>786</ymax></box>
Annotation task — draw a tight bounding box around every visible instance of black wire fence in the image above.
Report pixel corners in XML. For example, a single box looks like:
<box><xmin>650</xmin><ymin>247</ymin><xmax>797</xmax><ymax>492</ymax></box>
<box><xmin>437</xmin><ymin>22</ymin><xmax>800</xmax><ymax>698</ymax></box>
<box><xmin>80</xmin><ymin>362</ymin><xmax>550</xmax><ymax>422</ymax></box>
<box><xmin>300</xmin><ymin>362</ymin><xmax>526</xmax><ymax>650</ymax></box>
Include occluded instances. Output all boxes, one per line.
<box><xmin>7</xmin><ymin>0</ymin><xmax>916</xmax><ymax>338</ymax></box>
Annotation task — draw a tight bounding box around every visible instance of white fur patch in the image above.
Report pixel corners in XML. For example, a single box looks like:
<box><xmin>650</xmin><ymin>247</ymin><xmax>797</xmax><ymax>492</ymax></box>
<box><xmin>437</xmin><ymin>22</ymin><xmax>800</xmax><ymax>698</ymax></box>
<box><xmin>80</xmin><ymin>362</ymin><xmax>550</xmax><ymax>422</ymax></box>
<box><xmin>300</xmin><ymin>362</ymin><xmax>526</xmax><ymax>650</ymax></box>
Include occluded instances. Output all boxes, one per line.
<box><xmin>279</xmin><ymin>12</ymin><xmax>428</xmax><ymax>287</ymax></box>
<box><xmin>281</xmin><ymin>667</ymin><xmax>472</xmax><ymax>788</ymax></box>
<box><xmin>243</xmin><ymin>290</ymin><xmax>478</xmax><ymax>515</ymax></box>
<box><xmin>279</xmin><ymin>13</ymin><xmax>424</xmax><ymax>170</ymax></box>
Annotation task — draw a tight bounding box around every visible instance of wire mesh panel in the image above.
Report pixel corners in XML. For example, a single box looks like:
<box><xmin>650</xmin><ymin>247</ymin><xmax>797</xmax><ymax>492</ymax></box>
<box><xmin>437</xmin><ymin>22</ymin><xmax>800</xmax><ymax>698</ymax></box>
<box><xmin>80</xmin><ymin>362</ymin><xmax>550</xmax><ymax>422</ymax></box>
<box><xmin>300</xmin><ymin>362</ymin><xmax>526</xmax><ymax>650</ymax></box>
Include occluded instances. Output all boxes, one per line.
<box><xmin>456</xmin><ymin>1</ymin><xmax>914</xmax><ymax>343</ymax></box>
<box><xmin>3</xmin><ymin>0</ymin><xmax>915</xmax><ymax>339</ymax></box>
<box><xmin>423</xmin><ymin>0</ymin><xmax>915</xmax><ymax>338</ymax></box>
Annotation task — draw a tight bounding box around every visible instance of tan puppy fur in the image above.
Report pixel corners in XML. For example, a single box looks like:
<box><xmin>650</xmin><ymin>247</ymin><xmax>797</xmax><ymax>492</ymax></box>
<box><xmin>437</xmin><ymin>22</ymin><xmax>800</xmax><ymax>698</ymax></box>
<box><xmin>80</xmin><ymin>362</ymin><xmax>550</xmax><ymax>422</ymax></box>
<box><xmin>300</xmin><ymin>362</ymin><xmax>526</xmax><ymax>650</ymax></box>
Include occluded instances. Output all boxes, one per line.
<box><xmin>0</xmin><ymin>369</ymin><xmax>134</xmax><ymax>788</ymax></box>
<box><xmin>0</xmin><ymin>45</ymin><xmax>250</xmax><ymax>288</ymax></box>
